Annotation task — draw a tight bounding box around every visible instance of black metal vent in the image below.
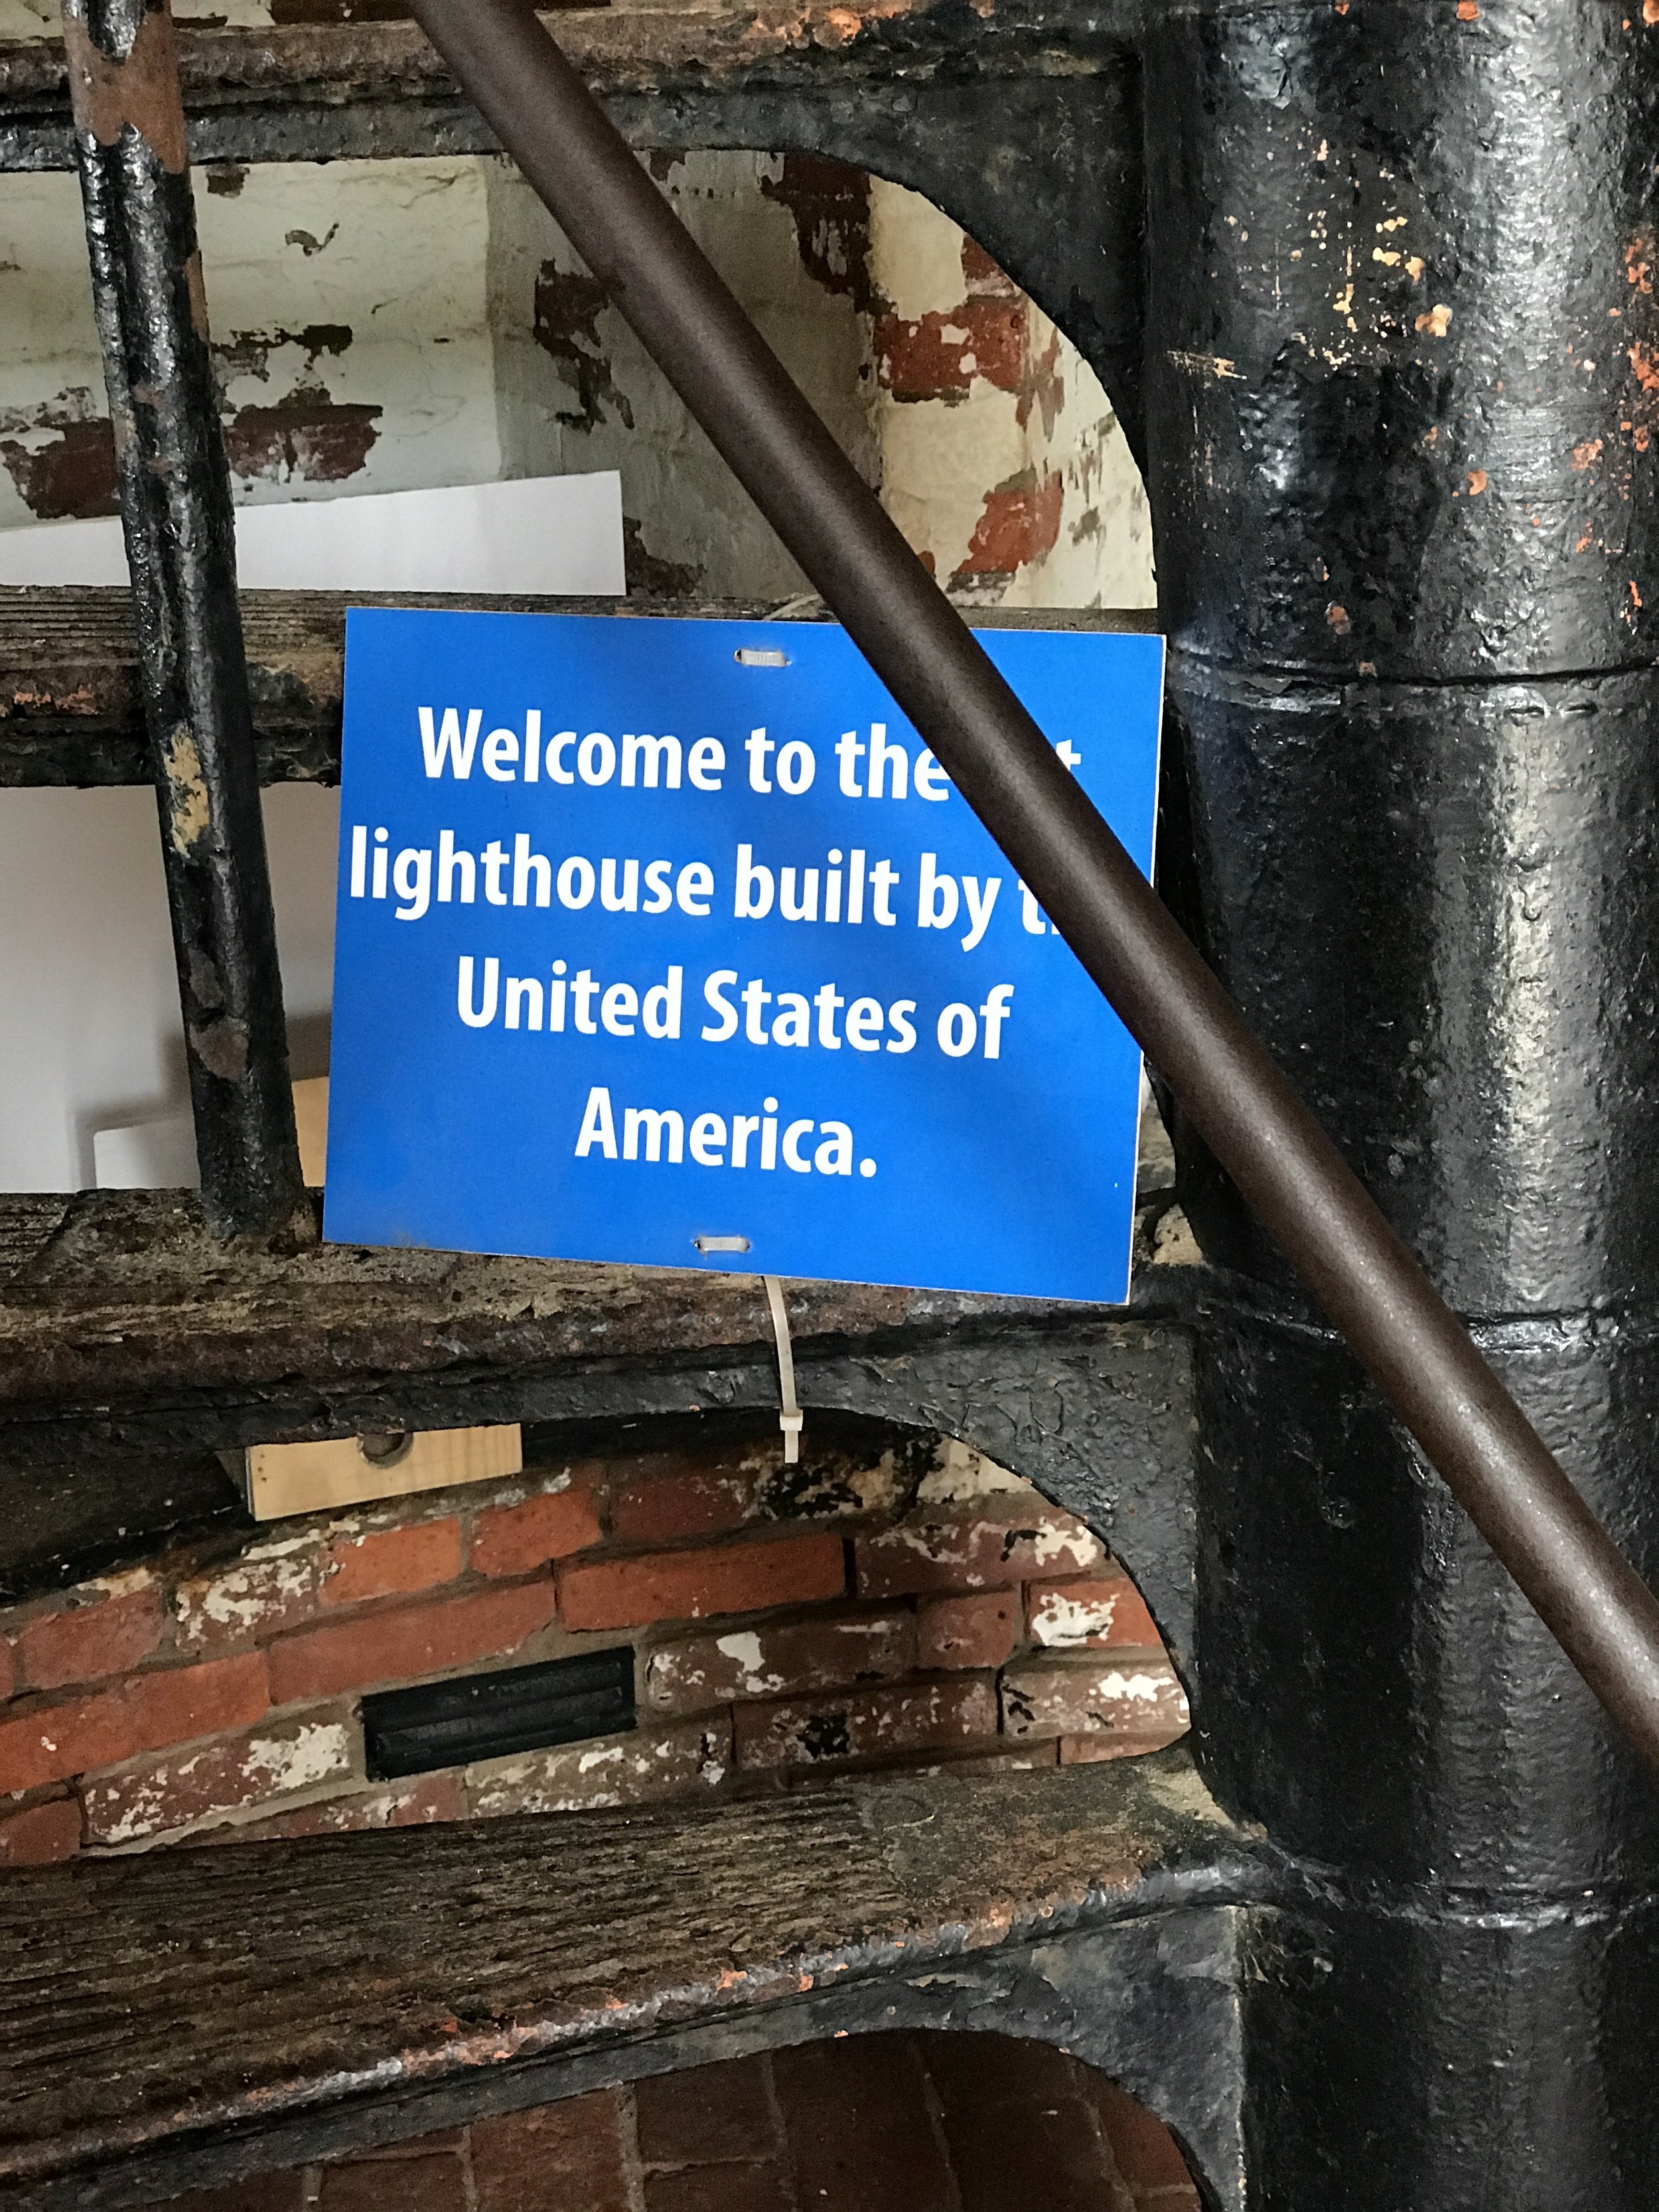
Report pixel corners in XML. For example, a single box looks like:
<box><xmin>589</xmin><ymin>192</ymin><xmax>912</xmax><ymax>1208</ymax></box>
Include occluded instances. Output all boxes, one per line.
<box><xmin>362</xmin><ymin>1646</ymin><xmax>634</xmax><ymax>1779</ymax></box>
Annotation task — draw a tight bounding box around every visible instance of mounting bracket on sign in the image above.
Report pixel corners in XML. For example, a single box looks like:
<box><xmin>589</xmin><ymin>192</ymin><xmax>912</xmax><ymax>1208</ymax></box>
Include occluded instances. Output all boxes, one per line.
<box><xmin>764</xmin><ymin>1275</ymin><xmax>804</xmax><ymax>1464</ymax></box>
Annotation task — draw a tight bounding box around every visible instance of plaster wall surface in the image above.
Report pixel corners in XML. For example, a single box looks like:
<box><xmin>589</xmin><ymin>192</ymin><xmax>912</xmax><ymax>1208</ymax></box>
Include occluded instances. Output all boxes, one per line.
<box><xmin>0</xmin><ymin>157</ymin><xmax>501</xmax><ymax>531</ymax></box>
<box><xmin>867</xmin><ymin>181</ymin><xmax>1154</xmax><ymax>609</ymax></box>
<box><xmin>485</xmin><ymin>149</ymin><xmax>879</xmax><ymax>598</ymax></box>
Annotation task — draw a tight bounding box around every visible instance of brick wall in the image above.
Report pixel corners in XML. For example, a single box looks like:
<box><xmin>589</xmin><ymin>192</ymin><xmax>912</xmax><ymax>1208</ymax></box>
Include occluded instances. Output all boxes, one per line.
<box><xmin>161</xmin><ymin>2032</ymin><xmax>1200</xmax><ymax>2212</ymax></box>
<box><xmin>0</xmin><ymin>1425</ymin><xmax>1186</xmax><ymax>1862</ymax></box>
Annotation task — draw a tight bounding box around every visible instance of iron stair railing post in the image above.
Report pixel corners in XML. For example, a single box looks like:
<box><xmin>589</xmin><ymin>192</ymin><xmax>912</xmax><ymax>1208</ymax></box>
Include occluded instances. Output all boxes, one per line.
<box><xmin>405</xmin><ymin>0</ymin><xmax>1659</xmax><ymax>1769</ymax></box>
<box><xmin>60</xmin><ymin>0</ymin><xmax>308</xmax><ymax>1240</ymax></box>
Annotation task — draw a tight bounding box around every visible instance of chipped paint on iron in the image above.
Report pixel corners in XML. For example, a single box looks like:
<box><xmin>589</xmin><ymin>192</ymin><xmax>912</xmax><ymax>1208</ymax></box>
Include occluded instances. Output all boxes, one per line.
<box><xmin>159</xmin><ymin>720</ymin><xmax>210</xmax><ymax>851</ymax></box>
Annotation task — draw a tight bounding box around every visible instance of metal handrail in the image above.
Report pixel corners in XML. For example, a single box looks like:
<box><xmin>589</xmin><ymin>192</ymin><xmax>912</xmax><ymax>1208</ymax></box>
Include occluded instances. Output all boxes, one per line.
<box><xmin>407</xmin><ymin>0</ymin><xmax>1659</xmax><ymax>1769</ymax></box>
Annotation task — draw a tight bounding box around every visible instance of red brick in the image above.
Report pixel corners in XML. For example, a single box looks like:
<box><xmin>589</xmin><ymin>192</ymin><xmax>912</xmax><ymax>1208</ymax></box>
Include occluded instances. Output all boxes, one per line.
<box><xmin>17</xmin><ymin>1587</ymin><xmax>166</xmax><ymax>1692</ymax></box>
<box><xmin>962</xmin><ymin>235</ymin><xmax>1019</xmax><ymax>295</ymax></box>
<box><xmin>468</xmin><ymin>1715</ymin><xmax>731</xmax><ymax>1817</ymax></box>
<box><xmin>472</xmin><ymin>2091</ymin><xmax>632</xmax><ymax>2212</ymax></box>
<box><xmin>321</xmin><ymin>1517</ymin><xmax>463</xmax><ymax>1609</ymax></box>
<box><xmin>1027</xmin><ymin>1573</ymin><xmax>1161</xmax><ymax>1651</ymax></box>
<box><xmin>917</xmin><ymin>1592</ymin><xmax>1018</xmax><ymax>1670</ymax></box>
<box><xmin>646</xmin><ymin>2168</ymin><xmax>792</xmax><ymax>2212</ymax></box>
<box><xmin>471</xmin><ymin>1484</ymin><xmax>603</xmax><ymax>1578</ymax></box>
<box><xmin>636</xmin><ymin>2055</ymin><xmax>776</xmax><ymax>2165</ymax></box>
<box><xmin>0</xmin><ymin>1793</ymin><xmax>81</xmax><ymax>1866</ymax></box>
<box><xmin>0</xmin><ymin>1653</ymin><xmax>268</xmax><ymax>1795</ymax></box>
<box><xmin>940</xmin><ymin>2089</ymin><xmax>1127</xmax><ymax>2212</ymax></box>
<box><xmin>175</xmin><ymin>1542</ymin><xmax>319</xmax><ymax>1653</ymax></box>
<box><xmin>958</xmin><ymin>473</ymin><xmax>1064</xmax><ymax>579</ymax></box>
<box><xmin>165</xmin><ymin>2173</ymin><xmax>309</xmax><ymax>2212</ymax></box>
<box><xmin>190</xmin><ymin>1772</ymin><xmax>467</xmax><ymax>1846</ymax></box>
<box><xmin>1092</xmin><ymin>2080</ymin><xmax>1198</xmax><ymax>2194</ymax></box>
<box><xmin>734</xmin><ymin>1677</ymin><xmax>997</xmax><ymax>1771</ymax></box>
<box><xmin>855</xmin><ymin>1502</ymin><xmax>1104</xmax><ymax>1599</ymax></box>
<box><xmin>560</xmin><ymin>1533</ymin><xmax>845</xmax><ymax>1631</ymax></box>
<box><xmin>1001</xmin><ymin>1652</ymin><xmax>1189</xmax><ymax>1747</ymax></box>
<box><xmin>267</xmin><ymin>1582</ymin><xmax>558</xmax><ymax>1704</ymax></box>
<box><xmin>919</xmin><ymin>2035</ymin><xmax>1133</xmax><ymax>2212</ymax></box>
<box><xmin>613</xmin><ymin>1462</ymin><xmax>755</xmax><ymax>1544</ymax></box>
<box><xmin>0</xmin><ymin>1636</ymin><xmax>15</xmax><ymax>1701</ymax></box>
<box><xmin>319</xmin><ymin>2152</ymin><xmax>467</xmax><ymax>2210</ymax></box>
<box><xmin>644</xmin><ymin>1609</ymin><xmax>914</xmax><ymax>1713</ymax></box>
<box><xmin>874</xmin><ymin>297</ymin><xmax>1028</xmax><ymax>400</ymax></box>
<box><xmin>1058</xmin><ymin>1732</ymin><xmax>1182</xmax><ymax>1766</ymax></box>
<box><xmin>774</xmin><ymin>2036</ymin><xmax>956</xmax><ymax>2212</ymax></box>
<box><xmin>81</xmin><ymin>1707</ymin><xmax>356</xmax><ymax>1845</ymax></box>
<box><xmin>918</xmin><ymin>2028</ymin><xmax>1088</xmax><ymax>2108</ymax></box>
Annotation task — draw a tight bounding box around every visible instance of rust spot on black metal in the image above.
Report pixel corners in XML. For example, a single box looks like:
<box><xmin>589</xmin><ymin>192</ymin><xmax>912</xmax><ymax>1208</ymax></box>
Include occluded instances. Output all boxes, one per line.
<box><xmin>188</xmin><ymin>1015</ymin><xmax>251</xmax><ymax>1082</ymax></box>
<box><xmin>161</xmin><ymin>721</ymin><xmax>212</xmax><ymax>853</ymax></box>
<box><xmin>61</xmin><ymin>3</ymin><xmax>188</xmax><ymax>174</ymax></box>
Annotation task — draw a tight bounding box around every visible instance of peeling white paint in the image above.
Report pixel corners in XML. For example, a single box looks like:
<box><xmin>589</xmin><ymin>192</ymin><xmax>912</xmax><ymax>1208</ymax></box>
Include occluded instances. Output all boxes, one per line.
<box><xmin>1029</xmin><ymin>1519</ymin><xmax>1104</xmax><ymax>1567</ymax></box>
<box><xmin>1031</xmin><ymin>1590</ymin><xmax>1120</xmax><ymax>1647</ymax></box>
<box><xmin>246</xmin><ymin>1722</ymin><xmax>353</xmax><ymax>1795</ymax></box>
<box><xmin>177</xmin><ymin>1552</ymin><xmax>312</xmax><ymax>1639</ymax></box>
<box><xmin>867</xmin><ymin>179</ymin><xmax>1153</xmax><ymax>609</ymax></box>
<box><xmin>918</xmin><ymin>1439</ymin><xmax>1028</xmax><ymax>1503</ymax></box>
<box><xmin>88</xmin><ymin>1719</ymin><xmax>354</xmax><ymax>1845</ymax></box>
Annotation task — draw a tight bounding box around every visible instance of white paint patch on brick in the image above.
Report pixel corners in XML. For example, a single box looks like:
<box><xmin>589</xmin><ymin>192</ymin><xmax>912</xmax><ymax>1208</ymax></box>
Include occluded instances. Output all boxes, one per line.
<box><xmin>1031</xmin><ymin>1589</ymin><xmax>1122</xmax><ymax>1647</ymax></box>
<box><xmin>1095</xmin><ymin>1669</ymin><xmax>1171</xmax><ymax>1706</ymax></box>
<box><xmin>868</xmin><ymin>186</ymin><xmax>971</xmax><ymax>320</ymax></box>
<box><xmin>467</xmin><ymin>1717</ymin><xmax>731</xmax><ymax>1818</ymax></box>
<box><xmin>918</xmin><ymin>1440</ymin><xmax>1029</xmax><ymax>1505</ymax></box>
<box><xmin>83</xmin><ymin>1566</ymin><xmax>158</xmax><ymax>1601</ymax></box>
<box><xmin>82</xmin><ymin>1715</ymin><xmax>356</xmax><ymax>1846</ymax></box>
<box><xmin>999</xmin><ymin>1653</ymin><xmax>1190</xmax><ymax>1745</ymax></box>
<box><xmin>175</xmin><ymin>1551</ymin><xmax>315</xmax><ymax>1646</ymax></box>
<box><xmin>244</xmin><ymin>1531</ymin><xmax>319</xmax><ymax>1564</ymax></box>
<box><xmin>1029</xmin><ymin>1518</ymin><xmax>1104</xmax><ymax>1569</ymax></box>
<box><xmin>244</xmin><ymin>1721</ymin><xmax>354</xmax><ymax>1796</ymax></box>
<box><xmin>0</xmin><ymin>157</ymin><xmax>499</xmax><ymax>533</ymax></box>
<box><xmin>866</xmin><ymin>176</ymin><xmax>1153</xmax><ymax>610</ymax></box>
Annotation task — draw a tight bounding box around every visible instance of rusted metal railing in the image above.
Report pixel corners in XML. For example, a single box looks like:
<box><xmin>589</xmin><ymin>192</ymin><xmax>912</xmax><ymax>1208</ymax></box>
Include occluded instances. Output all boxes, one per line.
<box><xmin>62</xmin><ymin>0</ymin><xmax>307</xmax><ymax>1238</ymax></box>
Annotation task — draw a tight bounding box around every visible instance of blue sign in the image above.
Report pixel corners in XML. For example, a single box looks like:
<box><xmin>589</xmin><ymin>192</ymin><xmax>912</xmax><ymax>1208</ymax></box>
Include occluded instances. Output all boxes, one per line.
<box><xmin>325</xmin><ymin>610</ymin><xmax>1163</xmax><ymax>1302</ymax></box>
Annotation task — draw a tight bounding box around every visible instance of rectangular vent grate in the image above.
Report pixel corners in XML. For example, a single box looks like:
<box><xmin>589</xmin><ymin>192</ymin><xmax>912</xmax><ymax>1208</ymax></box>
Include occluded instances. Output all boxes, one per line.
<box><xmin>362</xmin><ymin>1645</ymin><xmax>634</xmax><ymax>1779</ymax></box>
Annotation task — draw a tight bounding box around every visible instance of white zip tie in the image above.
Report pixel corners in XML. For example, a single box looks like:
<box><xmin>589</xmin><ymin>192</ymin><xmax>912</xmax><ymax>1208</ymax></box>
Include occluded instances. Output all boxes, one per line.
<box><xmin>763</xmin><ymin>1274</ymin><xmax>804</xmax><ymax>1464</ymax></box>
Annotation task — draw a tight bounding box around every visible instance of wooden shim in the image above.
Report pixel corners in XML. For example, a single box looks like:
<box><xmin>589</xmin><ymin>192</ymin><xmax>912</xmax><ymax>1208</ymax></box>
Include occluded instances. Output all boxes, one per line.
<box><xmin>244</xmin><ymin>1422</ymin><xmax>523</xmax><ymax>1518</ymax></box>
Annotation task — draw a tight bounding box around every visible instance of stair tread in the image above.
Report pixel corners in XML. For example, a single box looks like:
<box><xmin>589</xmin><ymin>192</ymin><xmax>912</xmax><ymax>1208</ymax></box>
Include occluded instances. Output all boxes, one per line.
<box><xmin>0</xmin><ymin>1748</ymin><xmax>1243</xmax><ymax>2195</ymax></box>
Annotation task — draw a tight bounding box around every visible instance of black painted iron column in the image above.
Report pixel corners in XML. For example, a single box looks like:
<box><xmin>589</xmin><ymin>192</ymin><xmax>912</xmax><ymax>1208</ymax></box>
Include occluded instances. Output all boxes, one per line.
<box><xmin>61</xmin><ymin>0</ymin><xmax>307</xmax><ymax>1238</ymax></box>
<box><xmin>1141</xmin><ymin>3</ymin><xmax>1659</xmax><ymax>2201</ymax></box>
